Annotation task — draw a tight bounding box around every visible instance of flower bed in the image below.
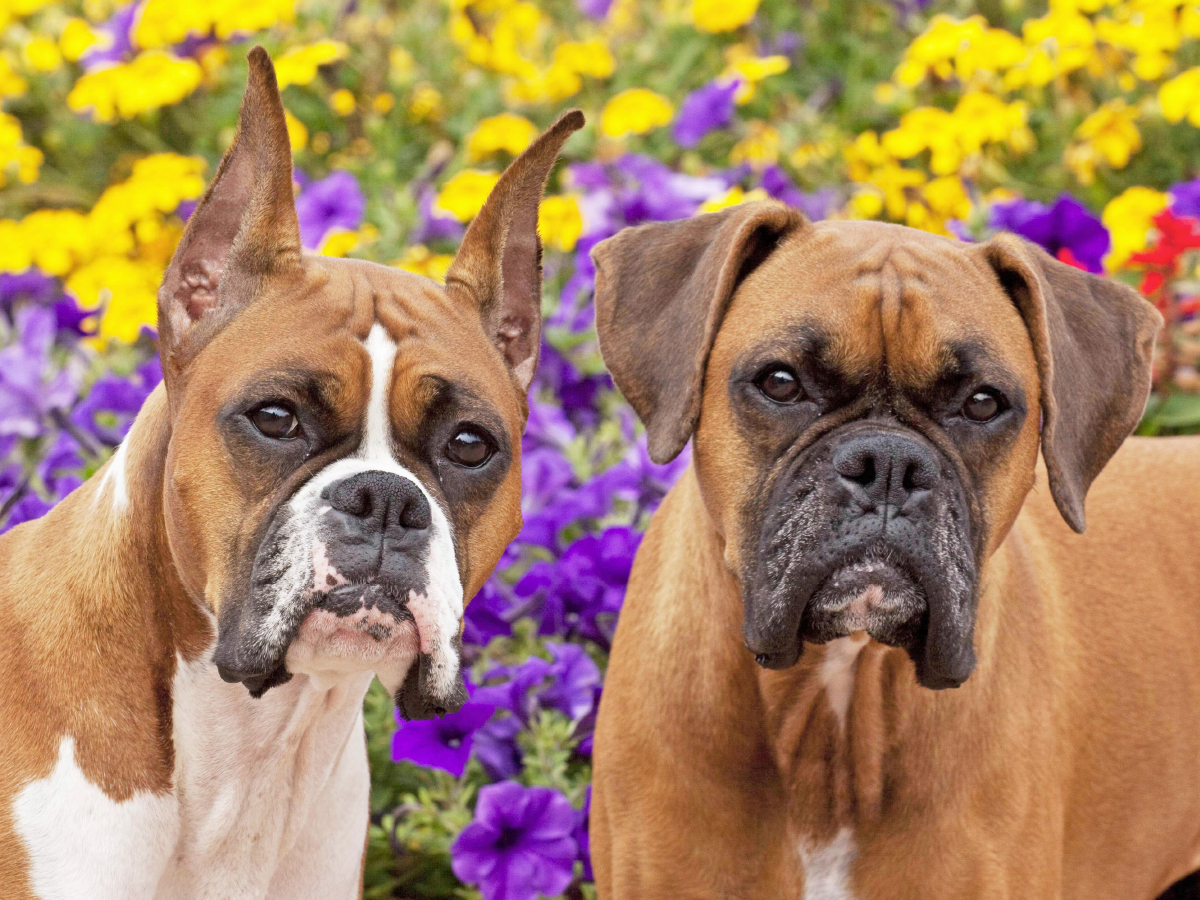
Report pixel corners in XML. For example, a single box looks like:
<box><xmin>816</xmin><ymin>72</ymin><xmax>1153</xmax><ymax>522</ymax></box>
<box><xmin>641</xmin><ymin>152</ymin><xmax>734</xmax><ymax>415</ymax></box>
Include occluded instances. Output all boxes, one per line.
<box><xmin>3</xmin><ymin>0</ymin><xmax>1200</xmax><ymax>897</ymax></box>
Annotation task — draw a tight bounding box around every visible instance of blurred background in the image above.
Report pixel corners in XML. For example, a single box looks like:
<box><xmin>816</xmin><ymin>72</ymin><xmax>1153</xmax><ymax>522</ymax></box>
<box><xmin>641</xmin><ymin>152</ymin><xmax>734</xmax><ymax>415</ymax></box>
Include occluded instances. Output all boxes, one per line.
<box><xmin>2</xmin><ymin>0</ymin><xmax>1199</xmax><ymax>897</ymax></box>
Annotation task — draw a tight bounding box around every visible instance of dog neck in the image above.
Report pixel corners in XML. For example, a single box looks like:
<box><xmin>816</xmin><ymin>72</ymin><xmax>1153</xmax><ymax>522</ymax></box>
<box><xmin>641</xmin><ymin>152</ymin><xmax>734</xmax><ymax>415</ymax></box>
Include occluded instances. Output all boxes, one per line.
<box><xmin>5</xmin><ymin>384</ymin><xmax>372</xmax><ymax>895</ymax></box>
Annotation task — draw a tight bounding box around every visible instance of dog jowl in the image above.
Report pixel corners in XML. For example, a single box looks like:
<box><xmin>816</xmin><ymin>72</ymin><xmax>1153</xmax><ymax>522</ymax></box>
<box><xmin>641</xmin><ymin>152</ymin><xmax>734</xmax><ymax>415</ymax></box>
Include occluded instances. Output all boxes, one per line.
<box><xmin>594</xmin><ymin>204</ymin><xmax>1158</xmax><ymax>690</ymax></box>
<box><xmin>157</xmin><ymin>48</ymin><xmax>583</xmax><ymax>717</ymax></box>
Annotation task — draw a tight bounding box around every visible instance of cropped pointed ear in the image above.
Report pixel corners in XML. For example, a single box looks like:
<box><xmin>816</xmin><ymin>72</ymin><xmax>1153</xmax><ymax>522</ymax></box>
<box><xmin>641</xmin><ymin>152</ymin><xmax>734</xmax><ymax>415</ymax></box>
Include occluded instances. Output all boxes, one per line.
<box><xmin>443</xmin><ymin>109</ymin><xmax>585</xmax><ymax>394</ymax></box>
<box><xmin>592</xmin><ymin>202</ymin><xmax>804</xmax><ymax>464</ymax></box>
<box><xmin>157</xmin><ymin>46</ymin><xmax>301</xmax><ymax>383</ymax></box>
<box><xmin>976</xmin><ymin>234</ymin><xmax>1162</xmax><ymax>533</ymax></box>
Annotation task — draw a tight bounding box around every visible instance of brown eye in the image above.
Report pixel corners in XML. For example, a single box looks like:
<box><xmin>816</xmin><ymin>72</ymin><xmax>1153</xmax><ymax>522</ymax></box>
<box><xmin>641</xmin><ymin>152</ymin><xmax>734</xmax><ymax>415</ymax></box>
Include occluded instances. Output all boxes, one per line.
<box><xmin>757</xmin><ymin>366</ymin><xmax>802</xmax><ymax>404</ymax></box>
<box><xmin>446</xmin><ymin>428</ymin><xmax>494</xmax><ymax>468</ymax></box>
<box><xmin>962</xmin><ymin>389</ymin><xmax>1005</xmax><ymax>423</ymax></box>
<box><xmin>249</xmin><ymin>404</ymin><xmax>301</xmax><ymax>440</ymax></box>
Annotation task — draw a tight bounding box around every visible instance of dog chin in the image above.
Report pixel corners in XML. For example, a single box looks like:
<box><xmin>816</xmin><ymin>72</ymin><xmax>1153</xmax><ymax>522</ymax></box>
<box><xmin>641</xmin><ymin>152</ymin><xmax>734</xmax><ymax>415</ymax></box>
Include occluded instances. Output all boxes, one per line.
<box><xmin>800</xmin><ymin>556</ymin><xmax>928</xmax><ymax>649</ymax></box>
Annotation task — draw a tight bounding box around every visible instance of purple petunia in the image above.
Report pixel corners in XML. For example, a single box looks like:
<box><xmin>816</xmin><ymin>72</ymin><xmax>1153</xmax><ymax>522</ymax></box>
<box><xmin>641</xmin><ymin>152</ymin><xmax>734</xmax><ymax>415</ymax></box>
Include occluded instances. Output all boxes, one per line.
<box><xmin>1171</xmin><ymin>177</ymin><xmax>1200</xmax><ymax>221</ymax></box>
<box><xmin>674</xmin><ymin>79</ymin><xmax>740</xmax><ymax>148</ymax></box>
<box><xmin>463</xmin><ymin>579</ymin><xmax>519</xmax><ymax>648</ymax></box>
<box><xmin>0</xmin><ymin>306</ymin><xmax>82</xmax><ymax>440</ymax></box>
<box><xmin>515</xmin><ymin>526</ymin><xmax>642</xmax><ymax>647</ymax></box>
<box><xmin>295</xmin><ymin>171</ymin><xmax>366</xmax><ymax>249</ymax></box>
<box><xmin>451</xmin><ymin>781</ymin><xmax>578</xmax><ymax>900</ymax></box>
<box><xmin>391</xmin><ymin>693</ymin><xmax>496</xmax><ymax>777</ymax></box>
<box><xmin>577</xmin><ymin>0</ymin><xmax>615</xmax><ymax>19</ymax></box>
<box><xmin>410</xmin><ymin>185</ymin><xmax>464</xmax><ymax>245</ymax></box>
<box><xmin>81</xmin><ymin>1</ymin><xmax>138</xmax><ymax>70</ymax></box>
<box><xmin>990</xmin><ymin>194</ymin><xmax>1109</xmax><ymax>273</ymax></box>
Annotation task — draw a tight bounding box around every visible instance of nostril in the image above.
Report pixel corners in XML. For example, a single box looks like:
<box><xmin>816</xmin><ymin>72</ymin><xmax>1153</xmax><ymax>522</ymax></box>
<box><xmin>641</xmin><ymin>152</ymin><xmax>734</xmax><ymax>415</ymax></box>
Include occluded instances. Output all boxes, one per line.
<box><xmin>835</xmin><ymin>450</ymin><xmax>876</xmax><ymax>487</ymax></box>
<box><xmin>331</xmin><ymin>481</ymin><xmax>373</xmax><ymax>518</ymax></box>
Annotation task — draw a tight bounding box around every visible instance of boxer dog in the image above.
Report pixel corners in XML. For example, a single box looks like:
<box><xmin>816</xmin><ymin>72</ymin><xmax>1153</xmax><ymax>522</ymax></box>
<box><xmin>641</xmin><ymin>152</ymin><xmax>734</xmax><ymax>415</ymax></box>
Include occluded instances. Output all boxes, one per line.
<box><xmin>0</xmin><ymin>48</ymin><xmax>582</xmax><ymax>899</ymax></box>
<box><xmin>589</xmin><ymin>202</ymin><xmax>1200</xmax><ymax>899</ymax></box>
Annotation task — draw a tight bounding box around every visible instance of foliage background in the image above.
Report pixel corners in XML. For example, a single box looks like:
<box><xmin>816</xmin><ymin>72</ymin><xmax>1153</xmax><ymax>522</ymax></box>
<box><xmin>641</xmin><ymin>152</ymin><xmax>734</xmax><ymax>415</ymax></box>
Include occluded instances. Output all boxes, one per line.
<box><xmin>3</xmin><ymin>0</ymin><xmax>1200</xmax><ymax>897</ymax></box>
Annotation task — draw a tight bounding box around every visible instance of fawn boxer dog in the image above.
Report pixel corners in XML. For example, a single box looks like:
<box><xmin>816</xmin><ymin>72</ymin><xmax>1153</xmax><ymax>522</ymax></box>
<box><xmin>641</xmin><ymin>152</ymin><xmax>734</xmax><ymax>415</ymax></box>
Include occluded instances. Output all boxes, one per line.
<box><xmin>0</xmin><ymin>48</ymin><xmax>582</xmax><ymax>899</ymax></box>
<box><xmin>589</xmin><ymin>201</ymin><xmax>1200</xmax><ymax>899</ymax></box>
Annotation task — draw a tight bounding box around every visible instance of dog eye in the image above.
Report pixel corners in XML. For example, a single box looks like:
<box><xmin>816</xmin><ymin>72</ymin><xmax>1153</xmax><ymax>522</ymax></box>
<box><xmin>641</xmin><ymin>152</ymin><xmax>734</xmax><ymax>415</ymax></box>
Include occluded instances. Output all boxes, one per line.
<box><xmin>248</xmin><ymin>404</ymin><xmax>301</xmax><ymax>440</ymax></box>
<box><xmin>756</xmin><ymin>365</ymin><xmax>803</xmax><ymax>404</ymax></box>
<box><xmin>962</xmin><ymin>389</ymin><xmax>1006</xmax><ymax>423</ymax></box>
<box><xmin>445</xmin><ymin>428</ymin><xmax>494</xmax><ymax>468</ymax></box>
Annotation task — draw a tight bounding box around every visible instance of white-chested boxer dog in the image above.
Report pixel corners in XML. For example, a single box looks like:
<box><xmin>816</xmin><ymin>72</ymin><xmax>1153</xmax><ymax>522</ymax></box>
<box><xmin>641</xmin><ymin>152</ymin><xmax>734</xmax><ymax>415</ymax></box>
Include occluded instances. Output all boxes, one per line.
<box><xmin>589</xmin><ymin>202</ymin><xmax>1200</xmax><ymax>899</ymax></box>
<box><xmin>0</xmin><ymin>48</ymin><xmax>582</xmax><ymax>900</ymax></box>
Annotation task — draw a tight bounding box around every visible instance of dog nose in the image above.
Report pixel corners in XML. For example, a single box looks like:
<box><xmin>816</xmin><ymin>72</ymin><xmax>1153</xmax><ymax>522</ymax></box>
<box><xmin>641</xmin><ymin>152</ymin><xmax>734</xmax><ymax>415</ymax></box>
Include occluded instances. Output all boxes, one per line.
<box><xmin>328</xmin><ymin>471</ymin><xmax>432</xmax><ymax>532</ymax></box>
<box><xmin>832</xmin><ymin>432</ymin><xmax>940</xmax><ymax>511</ymax></box>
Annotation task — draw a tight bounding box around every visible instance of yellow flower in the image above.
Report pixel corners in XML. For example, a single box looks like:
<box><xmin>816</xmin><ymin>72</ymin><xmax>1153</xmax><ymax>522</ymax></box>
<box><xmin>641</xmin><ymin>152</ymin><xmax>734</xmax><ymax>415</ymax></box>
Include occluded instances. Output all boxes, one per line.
<box><xmin>0</xmin><ymin>0</ymin><xmax>52</xmax><ymax>31</ymax></box>
<box><xmin>893</xmin><ymin>15</ymin><xmax>1023</xmax><ymax>87</ymax></box>
<box><xmin>600</xmin><ymin>89</ymin><xmax>673</xmax><ymax>138</ymax></box>
<box><xmin>730</xmin><ymin>123</ymin><xmax>780</xmax><ymax>169</ymax></box>
<box><xmin>539</xmin><ymin>195</ymin><xmax>582</xmax><ymax>252</ymax></box>
<box><xmin>850</xmin><ymin>189</ymin><xmax>884</xmax><ymax>219</ymax></box>
<box><xmin>372</xmin><ymin>93</ymin><xmax>395</xmax><ymax>114</ymax></box>
<box><xmin>389</xmin><ymin>47</ymin><xmax>416</xmax><ymax>82</ymax></box>
<box><xmin>70</xmin><ymin>257</ymin><xmax>162</xmax><ymax>345</ymax></box>
<box><xmin>284</xmin><ymin>109</ymin><xmax>308</xmax><ymax>151</ymax></box>
<box><xmin>67</xmin><ymin>51</ymin><xmax>203</xmax><ymax>122</ymax></box>
<box><xmin>395</xmin><ymin>245</ymin><xmax>455</xmax><ymax>283</ymax></box>
<box><xmin>59</xmin><ymin>19</ymin><xmax>99</xmax><ymax>62</ymax></box>
<box><xmin>554</xmin><ymin>39</ymin><xmax>614</xmax><ymax>79</ymax></box>
<box><xmin>692</xmin><ymin>0</ymin><xmax>759</xmax><ymax>33</ymax></box>
<box><xmin>408</xmin><ymin>83</ymin><xmax>443</xmax><ymax>123</ymax></box>
<box><xmin>436</xmin><ymin>170</ymin><xmax>501</xmax><ymax>222</ymax></box>
<box><xmin>319</xmin><ymin>229</ymin><xmax>359</xmax><ymax>258</ymax></box>
<box><xmin>1103</xmin><ymin>187</ymin><xmax>1168</xmax><ymax>269</ymax></box>
<box><xmin>330</xmin><ymin>88</ymin><xmax>356</xmax><ymax>116</ymax></box>
<box><xmin>23</xmin><ymin>36</ymin><xmax>62</xmax><ymax>73</ymax></box>
<box><xmin>789</xmin><ymin>140</ymin><xmax>836</xmax><ymax>168</ymax></box>
<box><xmin>0</xmin><ymin>54</ymin><xmax>27</xmax><ymax>100</ymax></box>
<box><xmin>467</xmin><ymin>113</ymin><xmax>538</xmax><ymax>160</ymax></box>
<box><xmin>0</xmin><ymin>112</ymin><xmax>42</xmax><ymax>188</ymax></box>
<box><xmin>134</xmin><ymin>0</ymin><xmax>295</xmax><ymax>49</ymax></box>
<box><xmin>1161</xmin><ymin>67</ymin><xmax>1200</xmax><ymax>126</ymax></box>
<box><xmin>721</xmin><ymin>45</ymin><xmax>789</xmax><ymax>104</ymax></box>
<box><xmin>698</xmin><ymin>186</ymin><xmax>770</xmax><ymax>214</ymax></box>
<box><xmin>1067</xmin><ymin>100</ymin><xmax>1141</xmax><ymax>184</ymax></box>
<box><xmin>274</xmin><ymin>41</ymin><xmax>349</xmax><ymax>90</ymax></box>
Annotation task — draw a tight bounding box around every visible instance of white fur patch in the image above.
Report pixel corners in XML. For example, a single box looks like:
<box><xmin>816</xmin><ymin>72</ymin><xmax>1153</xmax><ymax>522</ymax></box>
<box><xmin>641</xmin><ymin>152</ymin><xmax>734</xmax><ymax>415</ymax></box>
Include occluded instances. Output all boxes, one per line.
<box><xmin>95</xmin><ymin>438</ymin><xmax>130</xmax><ymax>513</ymax></box>
<box><xmin>820</xmin><ymin>633</ymin><xmax>869</xmax><ymax>730</ymax></box>
<box><xmin>799</xmin><ymin>828</ymin><xmax>859</xmax><ymax>900</ymax></box>
<box><xmin>156</xmin><ymin>651</ymin><xmax>370</xmax><ymax>898</ymax></box>
<box><xmin>12</xmin><ymin>737</ymin><xmax>179</xmax><ymax>900</ymax></box>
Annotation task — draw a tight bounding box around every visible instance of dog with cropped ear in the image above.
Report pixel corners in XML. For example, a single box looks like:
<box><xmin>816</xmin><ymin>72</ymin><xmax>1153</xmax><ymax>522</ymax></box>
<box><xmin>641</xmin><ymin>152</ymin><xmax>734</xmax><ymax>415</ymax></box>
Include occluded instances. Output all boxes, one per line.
<box><xmin>588</xmin><ymin>202</ymin><xmax>1200</xmax><ymax>900</ymax></box>
<box><xmin>0</xmin><ymin>48</ymin><xmax>582</xmax><ymax>899</ymax></box>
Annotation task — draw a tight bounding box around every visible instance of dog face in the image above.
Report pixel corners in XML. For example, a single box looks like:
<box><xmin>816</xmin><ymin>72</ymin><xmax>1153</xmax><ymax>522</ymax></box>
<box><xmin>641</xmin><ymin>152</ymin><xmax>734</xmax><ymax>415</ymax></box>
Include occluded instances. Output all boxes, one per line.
<box><xmin>155</xmin><ymin>49</ymin><xmax>582</xmax><ymax>717</ymax></box>
<box><xmin>593</xmin><ymin>204</ymin><xmax>1160</xmax><ymax>689</ymax></box>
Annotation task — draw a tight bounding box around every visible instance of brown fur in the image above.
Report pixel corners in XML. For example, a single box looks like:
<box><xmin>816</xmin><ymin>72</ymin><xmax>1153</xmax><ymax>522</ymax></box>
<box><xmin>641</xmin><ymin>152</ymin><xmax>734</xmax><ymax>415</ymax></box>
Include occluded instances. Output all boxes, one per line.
<box><xmin>590</xmin><ymin>205</ymin><xmax>1199</xmax><ymax>899</ymax></box>
<box><xmin>0</xmin><ymin>47</ymin><xmax>582</xmax><ymax>893</ymax></box>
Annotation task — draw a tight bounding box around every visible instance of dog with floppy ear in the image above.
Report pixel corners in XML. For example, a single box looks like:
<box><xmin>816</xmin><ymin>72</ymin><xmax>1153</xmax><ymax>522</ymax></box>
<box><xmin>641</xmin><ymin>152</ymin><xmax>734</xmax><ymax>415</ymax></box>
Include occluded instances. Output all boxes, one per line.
<box><xmin>0</xmin><ymin>48</ymin><xmax>582</xmax><ymax>899</ymax></box>
<box><xmin>589</xmin><ymin>202</ymin><xmax>1200</xmax><ymax>899</ymax></box>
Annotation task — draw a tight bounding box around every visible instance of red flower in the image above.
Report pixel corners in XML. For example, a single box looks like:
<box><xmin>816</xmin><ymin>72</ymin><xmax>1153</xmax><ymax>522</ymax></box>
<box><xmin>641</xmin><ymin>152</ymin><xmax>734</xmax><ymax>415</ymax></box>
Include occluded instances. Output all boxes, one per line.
<box><xmin>1129</xmin><ymin>209</ymin><xmax>1200</xmax><ymax>267</ymax></box>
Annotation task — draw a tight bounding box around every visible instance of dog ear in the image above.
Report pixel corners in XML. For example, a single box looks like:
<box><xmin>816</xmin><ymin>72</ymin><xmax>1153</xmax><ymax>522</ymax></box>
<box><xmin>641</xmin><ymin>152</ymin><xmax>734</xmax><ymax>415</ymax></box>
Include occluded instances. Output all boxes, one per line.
<box><xmin>592</xmin><ymin>201</ymin><xmax>804</xmax><ymax>464</ymax></box>
<box><xmin>977</xmin><ymin>234</ymin><xmax>1162</xmax><ymax>533</ymax></box>
<box><xmin>443</xmin><ymin>109</ymin><xmax>585</xmax><ymax>394</ymax></box>
<box><xmin>157</xmin><ymin>46</ymin><xmax>301</xmax><ymax>380</ymax></box>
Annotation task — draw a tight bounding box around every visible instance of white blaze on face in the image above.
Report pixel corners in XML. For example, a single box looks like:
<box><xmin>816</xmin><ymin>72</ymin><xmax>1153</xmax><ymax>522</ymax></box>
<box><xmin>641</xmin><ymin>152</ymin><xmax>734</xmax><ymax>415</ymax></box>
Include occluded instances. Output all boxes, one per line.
<box><xmin>257</xmin><ymin>323</ymin><xmax>464</xmax><ymax>695</ymax></box>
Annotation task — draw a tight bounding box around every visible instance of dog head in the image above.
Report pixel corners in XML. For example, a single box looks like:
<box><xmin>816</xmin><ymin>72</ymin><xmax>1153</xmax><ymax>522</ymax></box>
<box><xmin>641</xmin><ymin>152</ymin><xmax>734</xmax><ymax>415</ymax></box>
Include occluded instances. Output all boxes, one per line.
<box><xmin>154</xmin><ymin>48</ymin><xmax>582</xmax><ymax>717</ymax></box>
<box><xmin>593</xmin><ymin>203</ymin><xmax>1160</xmax><ymax>689</ymax></box>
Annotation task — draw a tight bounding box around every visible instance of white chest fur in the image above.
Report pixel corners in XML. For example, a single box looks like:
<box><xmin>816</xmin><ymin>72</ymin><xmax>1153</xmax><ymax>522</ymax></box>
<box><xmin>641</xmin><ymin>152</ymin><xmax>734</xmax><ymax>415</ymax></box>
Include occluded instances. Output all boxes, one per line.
<box><xmin>13</xmin><ymin>656</ymin><xmax>372</xmax><ymax>900</ymax></box>
<box><xmin>799</xmin><ymin>828</ymin><xmax>859</xmax><ymax>900</ymax></box>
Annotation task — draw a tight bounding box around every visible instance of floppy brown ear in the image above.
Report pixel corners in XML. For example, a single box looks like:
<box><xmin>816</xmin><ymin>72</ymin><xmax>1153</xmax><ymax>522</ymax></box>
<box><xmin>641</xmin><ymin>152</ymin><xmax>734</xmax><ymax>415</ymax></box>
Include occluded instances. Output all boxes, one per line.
<box><xmin>443</xmin><ymin>109</ymin><xmax>585</xmax><ymax>393</ymax></box>
<box><xmin>592</xmin><ymin>201</ymin><xmax>804</xmax><ymax>464</ymax></box>
<box><xmin>977</xmin><ymin>234</ymin><xmax>1162</xmax><ymax>533</ymax></box>
<box><xmin>157</xmin><ymin>46</ymin><xmax>301</xmax><ymax>384</ymax></box>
